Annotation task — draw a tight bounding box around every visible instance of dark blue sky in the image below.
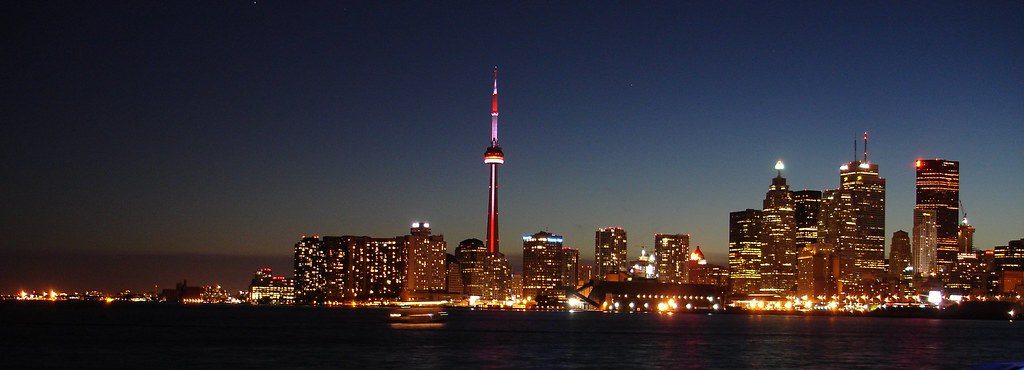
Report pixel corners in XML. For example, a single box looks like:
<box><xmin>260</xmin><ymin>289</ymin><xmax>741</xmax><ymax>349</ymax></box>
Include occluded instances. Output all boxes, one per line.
<box><xmin>3</xmin><ymin>1</ymin><xmax>1022</xmax><ymax>291</ymax></box>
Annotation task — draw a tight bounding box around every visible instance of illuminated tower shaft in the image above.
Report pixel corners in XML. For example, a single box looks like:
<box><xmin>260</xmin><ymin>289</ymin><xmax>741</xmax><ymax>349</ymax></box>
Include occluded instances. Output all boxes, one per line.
<box><xmin>483</xmin><ymin>67</ymin><xmax>505</xmax><ymax>254</ymax></box>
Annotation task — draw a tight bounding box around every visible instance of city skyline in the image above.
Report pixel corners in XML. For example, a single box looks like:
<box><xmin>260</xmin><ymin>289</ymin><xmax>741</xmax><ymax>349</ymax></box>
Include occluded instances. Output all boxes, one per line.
<box><xmin>3</xmin><ymin>2</ymin><xmax>1023</xmax><ymax>292</ymax></box>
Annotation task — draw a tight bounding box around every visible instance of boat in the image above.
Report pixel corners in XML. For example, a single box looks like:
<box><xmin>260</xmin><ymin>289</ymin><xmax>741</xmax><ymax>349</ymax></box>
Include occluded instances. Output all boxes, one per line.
<box><xmin>388</xmin><ymin>305</ymin><xmax>448</xmax><ymax>323</ymax></box>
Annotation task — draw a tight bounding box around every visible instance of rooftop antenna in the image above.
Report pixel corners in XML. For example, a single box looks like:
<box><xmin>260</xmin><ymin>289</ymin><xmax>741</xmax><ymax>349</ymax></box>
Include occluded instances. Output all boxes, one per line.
<box><xmin>863</xmin><ymin>131</ymin><xmax>869</xmax><ymax>162</ymax></box>
<box><xmin>853</xmin><ymin>137</ymin><xmax>857</xmax><ymax>163</ymax></box>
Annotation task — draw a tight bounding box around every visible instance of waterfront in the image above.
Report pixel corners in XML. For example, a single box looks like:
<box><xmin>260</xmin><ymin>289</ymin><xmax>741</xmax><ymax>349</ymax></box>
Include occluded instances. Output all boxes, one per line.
<box><xmin>2</xmin><ymin>302</ymin><xmax>1021</xmax><ymax>369</ymax></box>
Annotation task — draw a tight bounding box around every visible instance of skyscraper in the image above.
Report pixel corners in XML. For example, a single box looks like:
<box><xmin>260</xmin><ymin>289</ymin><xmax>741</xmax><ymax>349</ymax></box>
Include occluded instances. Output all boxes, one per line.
<box><xmin>456</xmin><ymin>238</ymin><xmax>487</xmax><ymax>296</ymax></box>
<box><xmin>355</xmin><ymin>236</ymin><xmax>406</xmax><ymax>300</ymax></box>
<box><xmin>483</xmin><ymin>67</ymin><xmax>504</xmax><ymax>255</ymax></box>
<box><xmin>820</xmin><ymin>132</ymin><xmax>886</xmax><ymax>294</ymax></box>
<box><xmin>958</xmin><ymin>218</ymin><xmax>976</xmax><ymax>254</ymax></box>
<box><xmin>294</xmin><ymin>235</ymin><xmax>323</xmax><ymax>304</ymax></box>
<box><xmin>445</xmin><ymin>253</ymin><xmax>463</xmax><ymax>294</ymax></box>
<box><xmin>797</xmin><ymin>243</ymin><xmax>839</xmax><ymax>300</ymax></box>
<box><xmin>688</xmin><ymin>246</ymin><xmax>716</xmax><ymax>285</ymax></box>
<box><xmin>889</xmin><ymin>230</ymin><xmax>911</xmax><ymax>278</ymax></box>
<box><xmin>793</xmin><ymin>190</ymin><xmax>822</xmax><ymax>249</ymax></box>
<box><xmin>729</xmin><ymin>209</ymin><xmax>763</xmax><ymax>295</ymax></box>
<box><xmin>760</xmin><ymin>160</ymin><xmax>797</xmax><ymax>294</ymax></box>
<box><xmin>655</xmin><ymin>233</ymin><xmax>689</xmax><ymax>284</ymax></box>
<box><xmin>560</xmin><ymin>247</ymin><xmax>580</xmax><ymax>290</ymax></box>
<box><xmin>915</xmin><ymin>159</ymin><xmax>959</xmax><ymax>270</ymax></box>
<box><xmin>522</xmin><ymin>231</ymin><xmax>564</xmax><ymax>299</ymax></box>
<box><xmin>402</xmin><ymin>222</ymin><xmax>447</xmax><ymax>299</ymax></box>
<box><xmin>913</xmin><ymin>211</ymin><xmax>938</xmax><ymax>276</ymax></box>
<box><xmin>595</xmin><ymin>227</ymin><xmax>628</xmax><ymax>280</ymax></box>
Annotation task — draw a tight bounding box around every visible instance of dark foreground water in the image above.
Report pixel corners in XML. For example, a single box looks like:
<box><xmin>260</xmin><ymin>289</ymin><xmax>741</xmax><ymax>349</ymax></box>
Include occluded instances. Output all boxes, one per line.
<box><xmin>2</xmin><ymin>302</ymin><xmax>1021</xmax><ymax>369</ymax></box>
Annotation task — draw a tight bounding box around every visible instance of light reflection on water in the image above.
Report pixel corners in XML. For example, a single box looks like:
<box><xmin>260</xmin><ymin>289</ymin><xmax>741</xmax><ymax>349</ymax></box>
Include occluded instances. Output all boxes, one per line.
<box><xmin>2</xmin><ymin>302</ymin><xmax>1020</xmax><ymax>369</ymax></box>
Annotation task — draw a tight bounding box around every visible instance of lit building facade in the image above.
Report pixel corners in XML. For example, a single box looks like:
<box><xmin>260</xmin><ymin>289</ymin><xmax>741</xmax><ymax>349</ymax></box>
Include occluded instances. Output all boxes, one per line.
<box><xmin>294</xmin><ymin>236</ymin><xmax>324</xmax><ymax>304</ymax></box>
<box><xmin>819</xmin><ymin>133</ymin><xmax>886</xmax><ymax>294</ymax></box>
<box><xmin>945</xmin><ymin>252</ymin><xmax>985</xmax><ymax>294</ymax></box>
<box><xmin>889</xmin><ymin>230</ymin><xmax>911</xmax><ymax>278</ymax></box>
<box><xmin>629</xmin><ymin>247</ymin><xmax>658</xmax><ymax>279</ymax></box>
<box><xmin>688</xmin><ymin>246</ymin><xmax>716</xmax><ymax>285</ymax></box>
<box><xmin>797</xmin><ymin>243</ymin><xmax>839</xmax><ymax>301</ymax></box>
<box><xmin>456</xmin><ymin>238</ymin><xmax>488</xmax><ymax>296</ymax></box>
<box><xmin>994</xmin><ymin>239</ymin><xmax>1024</xmax><ymax>272</ymax></box>
<box><xmin>293</xmin><ymin>226</ymin><xmax>449</xmax><ymax>304</ymax></box>
<box><xmin>248</xmin><ymin>268</ymin><xmax>295</xmax><ymax>305</ymax></box>
<box><xmin>915</xmin><ymin>159</ymin><xmax>959</xmax><ymax>270</ymax></box>
<box><xmin>483</xmin><ymin>252</ymin><xmax>513</xmax><ymax>301</ymax></box>
<box><xmin>578</xmin><ymin>265</ymin><xmax>593</xmax><ymax>285</ymax></box>
<box><xmin>729</xmin><ymin>209</ymin><xmax>762</xmax><ymax>295</ymax></box>
<box><xmin>913</xmin><ymin>210</ymin><xmax>938</xmax><ymax>276</ymax></box>
<box><xmin>760</xmin><ymin>161</ymin><xmax>797</xmax><ymax>294</ymax></box>
<box><xmin>655</xmin><ymin>233</ymin><xmax>689</xmax><ymax>284</ymax></box>
<box><xmin>958</xmin><ymin>218</ymin><xmax>976</xmax><ymax>254</ymax></box>
<box><xmin>354</xmin><ymin>236</ymin><xmax>406</xmax><ymax>300</ymax></box>
<box><xmin>522</xmin><ymin>231</ymin><xmax>564</xmax><ymax>299</ymax></box>
<box><xmin>793</xmin><ymin>190</ymin><xmax>822</xmax><ymax>249</ymax></box>
<box><xmin>402</xmin><ymin>222</ymin><xmax>447</xmax><ymax>299</ymax></box>
<box><xmin>595</xmin><ymin>227</ymin><xmax>628</xmax><ymax>280</ymax></box>
<box><xmin>561</xmin><ymin>247</ymin><xmax>580</xmax><ymax>289</ymax></box>
<box><xmin>446</xmin><ymin>253</ymin><xmax>463</xmax><ymax>294</ymax></box>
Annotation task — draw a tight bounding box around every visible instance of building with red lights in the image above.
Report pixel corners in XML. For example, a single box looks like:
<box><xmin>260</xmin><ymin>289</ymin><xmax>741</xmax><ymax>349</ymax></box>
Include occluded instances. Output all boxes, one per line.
<box><xmin>915</xmin><ymin>159</ymin><xmax>960</xmax><ymax>270</ymax></box>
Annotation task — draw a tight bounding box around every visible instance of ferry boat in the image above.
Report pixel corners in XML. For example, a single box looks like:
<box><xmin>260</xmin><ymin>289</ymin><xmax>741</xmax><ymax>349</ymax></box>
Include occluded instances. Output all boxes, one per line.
<box><xmin>388</xmin><ymin>305</ymin><xmax>448</xmax><ymax>323</ymax></box>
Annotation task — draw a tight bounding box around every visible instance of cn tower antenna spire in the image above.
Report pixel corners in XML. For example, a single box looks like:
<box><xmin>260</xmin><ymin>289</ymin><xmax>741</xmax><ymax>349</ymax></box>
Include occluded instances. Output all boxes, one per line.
<box><xmin>491</xmin><ymin>66</ymin><xmax>499</xmax><ymax>147</ymax></box>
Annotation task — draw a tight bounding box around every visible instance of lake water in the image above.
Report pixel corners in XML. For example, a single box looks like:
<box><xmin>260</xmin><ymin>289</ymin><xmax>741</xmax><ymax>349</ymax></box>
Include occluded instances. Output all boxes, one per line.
<box><xmin>2</xmin><ymin>302</ymin><xmax>1021</xmax><ymax>369</ymax></box>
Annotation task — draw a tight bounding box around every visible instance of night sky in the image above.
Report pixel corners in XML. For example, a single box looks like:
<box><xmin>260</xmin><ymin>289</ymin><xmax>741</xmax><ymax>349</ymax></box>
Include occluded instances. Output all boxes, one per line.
<box><xmin>3</xmin><ymin>1</ymin><xmax>1022</xmax><ymax>292</ymax></box>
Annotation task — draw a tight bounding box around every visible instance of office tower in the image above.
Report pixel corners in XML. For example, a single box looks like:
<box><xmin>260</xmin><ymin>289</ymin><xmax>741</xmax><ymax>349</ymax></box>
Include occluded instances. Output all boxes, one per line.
<box><xmin>446</xmin><ymin>253</ymin><xmax>464</xmax><ymax>294</ymax></box>
<box><xmin>913</xmin><ymin>210</ymin><xmax>938</xmax><ymax>276</ymax></box>
<box><xmin>793</xmin><ymin>190</ymin><xmax>822</xmax><ymax>248</ymax></box>
<box><xmin>595</xmin><ymin>227</ymin><xmax>628</xmax><ymax>280</ymax></box>
<box><xmin>760</xmin><ymin>161</ymin><xmax>797</xmax><ymax>294</ymax></box>
<box><xmin>820</xmin><ymin>132</ymin><xmax>886</xmax><ymax>294</ymax></box>
<box><xmin>946</xmin><ymin>252</ymin><xmax>985</xmax><ymax>294</ymax></box>
<box><xmin>510</xmin><ymin>273</ymin><xmax>524</xmax><ymax>299</ymax></box>
<box><xmin>522</xmin><ymin>231</ymin><xmax>564</xmax><ymax>299</ymax></box>
<box><xmin>729</xmin><ymin>209</ymin><xmax>763</xmax><ymax>295</ymax></box>
<box><xmin>994</xmin><ymin>239</ymin><xmax>1024</xmax><ymax>295</ymax></box>
<box><xmin>797</xmin><ymin>243</ymin><xmax>839</xmax><ymax>300</ymax></box>
<box><xmin>994</xmin><ymin>239</ymin><xmax>1024</xmax><ymax>272</ymax></box>
<box><xmin>915</xmin><ymin>159</ymin><xmax>959</xmax><ymax>269</ymax></box>
<box><xmin>655</xmin><ymin>233</ymin><xmax>689</xmax><ymax>284</ymax></box>
<box><xmin>402</xmin><ymin>222</ymin><xmax>447</xmax><ymax>298</ymax></box>
<box><xmin>889</xmin><ymin>230</ymin><xmax>911</xmax><ymax>278</ymax></box>
<box><xmin>561</xmin><ymin>247</ymin><xmax>580</xmax><ymax>289</ymax></box>
<box><xmin>248</xmin><ymin>268</ymin><xmax>295</xmax><ymax>305</ymax></box>
<box><xmin>483</xmin><ymin>67</ymin><xmax>504</xmax><ymax>254</ymax></box>
<box><xmin>456</xmin><ymin>238</ymin><xmax>488</xmax><ymax>296</ymax></box>
<box><xmin>483</xmin><ymin>252</ymin><xmax>513</xmax><ymax>301</ymax></box>
<box><xmin>958</xmin><ymin>218</ymin><xmax>976</xmax><ymax>254</ymax></box>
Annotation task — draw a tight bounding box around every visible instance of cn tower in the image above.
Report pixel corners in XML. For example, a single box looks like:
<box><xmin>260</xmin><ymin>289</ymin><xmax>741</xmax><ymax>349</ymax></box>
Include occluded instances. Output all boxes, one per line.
<box><xmin>483</xmin><ymin>66</ymin><xmax>504</xmax><ymax>254</ymax></box>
